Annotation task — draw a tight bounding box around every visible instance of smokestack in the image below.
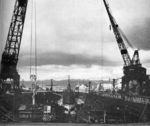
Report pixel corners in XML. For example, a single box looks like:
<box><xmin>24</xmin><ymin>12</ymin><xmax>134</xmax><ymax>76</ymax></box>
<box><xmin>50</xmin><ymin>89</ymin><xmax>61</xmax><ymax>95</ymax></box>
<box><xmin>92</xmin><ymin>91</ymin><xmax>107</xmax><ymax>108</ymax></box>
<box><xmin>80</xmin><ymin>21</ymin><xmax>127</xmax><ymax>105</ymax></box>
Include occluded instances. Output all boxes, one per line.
<box><xmin>67</xmin><ymin>75</ymin><xmax>71</xmax><ymax>89</ymax></box>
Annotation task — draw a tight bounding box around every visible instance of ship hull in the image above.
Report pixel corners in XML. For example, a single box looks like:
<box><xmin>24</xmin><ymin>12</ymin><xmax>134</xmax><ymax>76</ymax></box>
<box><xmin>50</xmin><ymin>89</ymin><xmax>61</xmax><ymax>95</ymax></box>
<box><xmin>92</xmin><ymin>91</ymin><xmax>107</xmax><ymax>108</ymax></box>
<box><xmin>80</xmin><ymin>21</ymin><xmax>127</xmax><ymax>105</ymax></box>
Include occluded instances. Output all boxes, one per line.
<box><xmin>97</xmin><ymin>92</ymin><xmax>150</xmax><ymax>123</ymax></box>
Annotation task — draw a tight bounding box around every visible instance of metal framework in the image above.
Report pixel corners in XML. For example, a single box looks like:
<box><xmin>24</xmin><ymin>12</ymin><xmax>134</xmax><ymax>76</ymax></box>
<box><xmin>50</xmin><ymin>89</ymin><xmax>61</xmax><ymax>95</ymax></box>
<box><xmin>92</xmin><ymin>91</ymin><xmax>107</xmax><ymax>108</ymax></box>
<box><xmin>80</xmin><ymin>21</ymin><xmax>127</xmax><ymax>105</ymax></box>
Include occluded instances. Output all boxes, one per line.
<box><xmin>103</xmin><ymin>0</ymin><xmax>150</xmax><ymax>96</ymax></box>
<box><xmin>0</xmin><ymin>0</ymin><xmax>28</xmax><ymax>89</ymax></box>
<box><xmin>103</xmin><ymin>0</ymin><xmax>131</xmax><ymax>67</ymax></box>
<box><xmin>132</xmin><ymin>50</ymin><xmax>140</xmax><ymax>65</ymax></box>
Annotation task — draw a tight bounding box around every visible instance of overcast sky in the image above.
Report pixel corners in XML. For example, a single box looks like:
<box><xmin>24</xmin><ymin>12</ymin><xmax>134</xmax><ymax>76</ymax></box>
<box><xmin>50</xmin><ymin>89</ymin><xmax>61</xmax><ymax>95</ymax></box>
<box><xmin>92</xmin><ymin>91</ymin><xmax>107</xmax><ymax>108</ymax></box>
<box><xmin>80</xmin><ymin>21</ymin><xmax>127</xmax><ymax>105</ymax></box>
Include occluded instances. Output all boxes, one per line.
<box><xmin>0</xmin><ymin>0</ymin><xmax>150</xmax><ymax>81</ymax></box>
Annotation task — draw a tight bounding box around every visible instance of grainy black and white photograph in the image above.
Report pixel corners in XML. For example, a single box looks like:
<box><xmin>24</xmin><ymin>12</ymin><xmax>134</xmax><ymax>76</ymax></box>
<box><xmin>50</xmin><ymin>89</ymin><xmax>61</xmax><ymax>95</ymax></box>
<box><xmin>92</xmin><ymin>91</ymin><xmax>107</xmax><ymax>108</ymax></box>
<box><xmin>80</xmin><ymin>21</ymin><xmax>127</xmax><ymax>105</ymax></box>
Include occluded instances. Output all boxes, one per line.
<box><xmin>0</xmin><ymin>0</ymin><xmax>150</xmax><ymax>126</ymax></box>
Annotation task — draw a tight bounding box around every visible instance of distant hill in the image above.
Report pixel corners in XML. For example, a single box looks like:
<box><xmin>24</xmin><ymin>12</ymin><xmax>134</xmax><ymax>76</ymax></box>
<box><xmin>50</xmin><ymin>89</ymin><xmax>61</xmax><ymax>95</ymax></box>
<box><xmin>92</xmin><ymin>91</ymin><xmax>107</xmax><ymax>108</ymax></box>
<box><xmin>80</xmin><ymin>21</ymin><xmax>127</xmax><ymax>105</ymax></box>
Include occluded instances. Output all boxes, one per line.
<box><xmin>22</xmin><ymin>79</ymin><xmax>112</xmax><ymax>89</ymax></box>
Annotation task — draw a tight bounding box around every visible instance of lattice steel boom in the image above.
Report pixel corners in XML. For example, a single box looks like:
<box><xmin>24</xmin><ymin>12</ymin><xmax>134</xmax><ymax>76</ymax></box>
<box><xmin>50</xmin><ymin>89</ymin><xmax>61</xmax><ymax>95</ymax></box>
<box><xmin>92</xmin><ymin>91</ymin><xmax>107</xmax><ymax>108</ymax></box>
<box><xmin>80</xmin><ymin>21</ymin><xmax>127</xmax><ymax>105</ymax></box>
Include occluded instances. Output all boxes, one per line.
<box><xmin>103</xmin><ymin>0</ymin><xmax>131</xmax><ymax>66</ymax></box>
<box><xmin>0</xmin><ymin>0</ymin><xmax>28</xmax><ymax>89</ymax></box>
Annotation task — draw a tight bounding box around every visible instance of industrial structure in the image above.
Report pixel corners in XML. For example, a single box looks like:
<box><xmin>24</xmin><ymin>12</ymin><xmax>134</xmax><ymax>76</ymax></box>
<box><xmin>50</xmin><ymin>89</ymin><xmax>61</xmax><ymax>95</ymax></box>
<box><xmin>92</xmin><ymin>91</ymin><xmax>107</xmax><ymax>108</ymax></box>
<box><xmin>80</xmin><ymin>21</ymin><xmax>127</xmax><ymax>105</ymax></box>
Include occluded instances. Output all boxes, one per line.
<box><xmin>103</xmin><ymin>0</ymin><xmax>150</xmax><ymax>96</ymax></box>
<box><xmin>0</xmin><ymin>0</ymin><xmax>150</xmax><ymax>124</ymax></box>
<box><xmin>0</xmin><ymin>0</ymin><xmax>28</xmax><ymax>90</ymax></box>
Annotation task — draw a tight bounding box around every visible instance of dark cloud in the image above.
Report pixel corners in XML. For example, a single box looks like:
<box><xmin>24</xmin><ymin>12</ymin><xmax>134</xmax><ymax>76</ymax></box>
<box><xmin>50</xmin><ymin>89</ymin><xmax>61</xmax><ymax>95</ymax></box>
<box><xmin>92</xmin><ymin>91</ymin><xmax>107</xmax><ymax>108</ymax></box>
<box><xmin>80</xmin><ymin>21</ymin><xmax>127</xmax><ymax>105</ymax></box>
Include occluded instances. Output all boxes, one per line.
<box><xmin>18</xmin><ymin>52</ymin><xmax>121</xmax><ymax>67</ymax></box>
<box><xmin>125</xmin><ymin>18</ymin><xmax>150</xmax><ymax>50</ymax></box>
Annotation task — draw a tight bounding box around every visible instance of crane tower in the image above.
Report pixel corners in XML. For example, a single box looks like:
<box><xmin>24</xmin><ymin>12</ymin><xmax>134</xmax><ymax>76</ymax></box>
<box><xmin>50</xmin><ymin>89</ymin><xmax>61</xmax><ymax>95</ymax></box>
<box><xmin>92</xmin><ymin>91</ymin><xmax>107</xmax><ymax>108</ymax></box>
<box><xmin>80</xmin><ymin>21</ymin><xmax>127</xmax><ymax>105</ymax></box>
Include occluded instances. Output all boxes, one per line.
<box><xmin>103</xmin><ymin>0</ymin><xmax>150</xmax><ymax>96</ymax></box>
<box><xmin>0</xmin><ymin>0</ymin><xmax>28</xmax><ymax>90</ymax></box>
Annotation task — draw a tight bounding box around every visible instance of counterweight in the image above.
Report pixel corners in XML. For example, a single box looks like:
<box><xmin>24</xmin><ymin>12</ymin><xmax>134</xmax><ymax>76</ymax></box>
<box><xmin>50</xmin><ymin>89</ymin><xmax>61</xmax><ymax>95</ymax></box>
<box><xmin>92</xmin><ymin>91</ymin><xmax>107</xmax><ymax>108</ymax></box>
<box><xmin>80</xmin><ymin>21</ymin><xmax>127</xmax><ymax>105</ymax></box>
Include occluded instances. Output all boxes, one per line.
<box><xmin>0</xmin><ymin>0</ymin><xmax>28</xmax><ymax>89</ymax></box>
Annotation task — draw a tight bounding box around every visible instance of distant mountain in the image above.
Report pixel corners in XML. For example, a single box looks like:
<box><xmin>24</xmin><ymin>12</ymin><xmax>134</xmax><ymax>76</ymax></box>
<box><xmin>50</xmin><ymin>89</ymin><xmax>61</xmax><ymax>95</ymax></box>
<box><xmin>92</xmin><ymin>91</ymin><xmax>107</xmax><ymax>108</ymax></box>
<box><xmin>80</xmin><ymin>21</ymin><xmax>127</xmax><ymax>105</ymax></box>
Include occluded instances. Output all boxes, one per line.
<box><xmin>21</xmin><ymin>79</ymin><xmax>111</xmax><ymax>89</ymax></box>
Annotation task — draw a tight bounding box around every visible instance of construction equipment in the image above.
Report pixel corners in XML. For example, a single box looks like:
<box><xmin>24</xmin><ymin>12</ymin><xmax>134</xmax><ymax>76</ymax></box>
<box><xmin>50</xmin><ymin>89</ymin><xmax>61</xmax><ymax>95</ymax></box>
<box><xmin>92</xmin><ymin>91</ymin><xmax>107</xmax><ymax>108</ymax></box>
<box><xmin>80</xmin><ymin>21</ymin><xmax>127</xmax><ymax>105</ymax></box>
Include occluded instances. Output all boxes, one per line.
<box><xmin>0</xmin><ymin>0</ymin><xmax>28</xmax><ymax>90</ymax></box>
<box><xmin>103</xmin><ymin>0</ymin><xmax>131</xmax><ymax>67</ymax></box>
<box><xmin>103</xmin><ymin>0</ymin><xmax>150</xmax><ymax>96</ymax></box>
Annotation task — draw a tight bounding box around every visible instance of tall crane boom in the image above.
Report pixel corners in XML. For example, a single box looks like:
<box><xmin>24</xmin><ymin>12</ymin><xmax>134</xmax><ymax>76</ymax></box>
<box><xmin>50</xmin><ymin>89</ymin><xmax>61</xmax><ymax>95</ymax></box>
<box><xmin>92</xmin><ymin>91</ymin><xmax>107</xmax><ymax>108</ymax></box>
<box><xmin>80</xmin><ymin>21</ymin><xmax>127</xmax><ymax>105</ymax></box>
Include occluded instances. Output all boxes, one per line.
<box><xmin>103</xmin><ymin>0</ymin><xmax>131</xmax><ymax>66</ymax></box>
<box><xmin>103</xmin><ymin>0</ymin><xmax>150</xmax><ymax>96</ymax></box>
<box><xmin>0</xmin><ymin>0</ymin><xmax>28</xmax><ymax>89</ymax></box>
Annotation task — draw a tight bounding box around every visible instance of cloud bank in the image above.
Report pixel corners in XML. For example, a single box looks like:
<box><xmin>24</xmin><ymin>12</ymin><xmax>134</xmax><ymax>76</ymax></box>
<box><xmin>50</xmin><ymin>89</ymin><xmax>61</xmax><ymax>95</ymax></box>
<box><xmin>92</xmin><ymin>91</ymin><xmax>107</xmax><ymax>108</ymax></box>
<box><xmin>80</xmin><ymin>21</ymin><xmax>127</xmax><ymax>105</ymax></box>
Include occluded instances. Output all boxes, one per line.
<box><xmin>1</xmin><ymin>0</ymin><xmax>150</xmax><ymax>80</ymax></box>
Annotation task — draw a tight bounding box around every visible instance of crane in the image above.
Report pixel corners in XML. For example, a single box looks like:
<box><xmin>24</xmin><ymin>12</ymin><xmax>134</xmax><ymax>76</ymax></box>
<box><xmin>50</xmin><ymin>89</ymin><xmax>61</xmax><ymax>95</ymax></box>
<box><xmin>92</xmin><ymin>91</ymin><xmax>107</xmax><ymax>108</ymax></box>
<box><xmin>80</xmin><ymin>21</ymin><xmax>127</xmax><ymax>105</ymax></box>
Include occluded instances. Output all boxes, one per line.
<box><xmin>103</xmin><ymin>0</ymin><xmax>150</xmax><ymax>96</ymax></box>
<box><xmin>103</xmin><ymin>0</ymin><xmax>142</xmax><ymax>68</ymax></box>
<box><xmin>103</xmin><ymin>0</ymin><xmax>131</xmax><ymax>67</ymax></box>
<box><xmin>0</xmin><ymin>0</ymin><xmax>28</xmax><ymax>90</ymax></box>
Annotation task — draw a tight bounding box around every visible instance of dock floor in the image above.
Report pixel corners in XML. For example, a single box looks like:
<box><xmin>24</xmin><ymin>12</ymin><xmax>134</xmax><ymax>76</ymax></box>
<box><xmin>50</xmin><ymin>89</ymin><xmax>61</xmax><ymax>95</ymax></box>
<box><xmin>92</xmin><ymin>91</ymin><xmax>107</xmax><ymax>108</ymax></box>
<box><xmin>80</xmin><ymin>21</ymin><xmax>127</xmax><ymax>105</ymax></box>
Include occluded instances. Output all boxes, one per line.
<box><xmin>0</xmin><ymin>122</ymin><xmax>150</xmax><ymax>126</ymax></box>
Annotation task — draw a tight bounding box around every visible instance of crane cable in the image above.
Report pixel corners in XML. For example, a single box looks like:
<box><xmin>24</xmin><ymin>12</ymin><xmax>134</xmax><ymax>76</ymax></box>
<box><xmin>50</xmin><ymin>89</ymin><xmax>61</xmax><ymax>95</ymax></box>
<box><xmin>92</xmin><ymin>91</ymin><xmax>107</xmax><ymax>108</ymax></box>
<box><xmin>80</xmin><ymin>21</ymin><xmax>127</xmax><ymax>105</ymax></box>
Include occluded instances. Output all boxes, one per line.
<box><xmin>0</xmin><ymin>0</ymin><xmax>3</xmax><ymax>73</ymax></box>
<box><xmin>35</xmin><ymin>0</ymin><xmax>37</xmax><ymax>78</ymax></box>
<box><xmin>30</xmin><ymin>0</ymin><xmax>38</xmax><ymax>79</ymax></box>
<box><xmin>30</xmin><ymin>0</ymin><xmax>33</xmax><ymax>77</ymax></box>
<box><xmin>118</xmin><ymin>27</ymin><xmax>134</xmax><ymax>49</ymax></box>
<box><xmin>100</xmin><ymin>1</ymin><xmax>103</xmax><ymax>83</ymax></box>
